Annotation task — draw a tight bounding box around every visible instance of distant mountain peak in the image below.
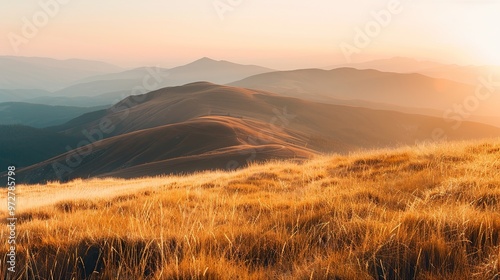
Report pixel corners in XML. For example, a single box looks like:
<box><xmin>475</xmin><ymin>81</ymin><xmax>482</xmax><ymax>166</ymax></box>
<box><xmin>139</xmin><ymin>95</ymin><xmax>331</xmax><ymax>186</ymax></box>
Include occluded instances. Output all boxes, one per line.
<box><xmin>194</xmin><ymin>57</ymin><xmax>218</xmax><ymax>63</ymax></box>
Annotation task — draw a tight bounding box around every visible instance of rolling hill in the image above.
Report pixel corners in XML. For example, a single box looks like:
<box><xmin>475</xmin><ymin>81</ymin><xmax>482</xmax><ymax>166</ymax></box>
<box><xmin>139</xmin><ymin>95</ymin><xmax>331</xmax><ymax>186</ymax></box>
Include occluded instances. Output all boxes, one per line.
<box><xmin>15</xmin><ymin>82</ymin><xmax>500</xmax><ymax>183</ymax></box>
<box><xmin>0</xmin><ymin>57</ymin><xmax>273</xmax><ymax>107</ymax></box>
<box><xmin>53</xmin><ymin>78</ymin><xmax>150</xmax><ymax>98</ymax></box>
<box><xmin>0</xmin><ymin>57</ymin><xmax>274</xmax><ymax>107</ymax></box>
<box><xmin>76</xmin><ymin>57</ymin><xmax>273</xmax><ymax>86</ymax></box>
<box><xmin>332</xmin><ymin>57</ymin><xmax>500</xmax><ymax>85</ymax></box>
<box><xmin>18</xmin><ymin>116</ymin><xmax>314</xmax><ymax>182</ymax></box>
<box><xmin>229</xmin><ymin>68</ymin><xmax>500</xmax><ymax>121</ymax></box>
<box><xmin>0</xmin><ymin>88</ymin><xmax>53</xmax><ymax>103</ymax></box>
<box><xmin>163</xmin><ymin>57</ymin><xmax>273</xmax><ymax>85</ymax></box>
<box><xmin>54</xmin><ymin>57</ymin><xmax>273</xmax><ymax>98</ymax></box>
<box><xmin>329</xmin><ymin>57</ymin><xmax>443</xmax><ymax>73</ymax></box>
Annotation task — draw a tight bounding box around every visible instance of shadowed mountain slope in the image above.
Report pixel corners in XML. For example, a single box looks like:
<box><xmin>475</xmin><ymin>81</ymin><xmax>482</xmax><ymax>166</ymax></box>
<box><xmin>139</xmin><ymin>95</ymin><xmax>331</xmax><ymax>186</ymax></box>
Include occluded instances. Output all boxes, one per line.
<box><xmin>0</xmin><ymin>102</ymin><xmax>107</xmax><ymax>128</ymax></box>
<box><xmin>15</xmin><ymin>82</ymin><xmax>500</xmax><ymax>183</ymax></box>
<box><xmin>17</xmin><ymin>116</ymin><xmax>313</xmax><ymax>183</ymax></box>
<box><xmin>0</xmin><ymin>125</ymin><xmax>80</xmax><ymax>168</ymax></box>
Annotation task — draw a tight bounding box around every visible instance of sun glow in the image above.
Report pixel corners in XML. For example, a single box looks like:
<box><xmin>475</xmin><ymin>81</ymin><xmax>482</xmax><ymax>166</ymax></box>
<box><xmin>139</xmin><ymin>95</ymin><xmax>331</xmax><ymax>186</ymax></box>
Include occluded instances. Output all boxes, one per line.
<box><xmin>446</xmin><ymin>2</ymin><xmax>500</xmax><ymax>65</ymax></box>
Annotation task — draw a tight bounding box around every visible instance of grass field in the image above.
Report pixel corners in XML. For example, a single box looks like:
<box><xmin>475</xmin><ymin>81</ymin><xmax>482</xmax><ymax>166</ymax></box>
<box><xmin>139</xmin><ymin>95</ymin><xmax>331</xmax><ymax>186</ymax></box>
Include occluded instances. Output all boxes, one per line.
<box><xmin>1</xmin><ymin>139</ymin><xmax>500</xmax><ymax>279</ymax></box>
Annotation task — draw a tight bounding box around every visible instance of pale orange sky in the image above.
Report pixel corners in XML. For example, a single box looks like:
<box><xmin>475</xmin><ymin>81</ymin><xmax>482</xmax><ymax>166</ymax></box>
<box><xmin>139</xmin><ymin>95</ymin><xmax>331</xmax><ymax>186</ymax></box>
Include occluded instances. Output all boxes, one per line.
<box><xmin>1</xmin><ymin>0</ymin><xmax>499</xmax><ymax>69</ymax></box>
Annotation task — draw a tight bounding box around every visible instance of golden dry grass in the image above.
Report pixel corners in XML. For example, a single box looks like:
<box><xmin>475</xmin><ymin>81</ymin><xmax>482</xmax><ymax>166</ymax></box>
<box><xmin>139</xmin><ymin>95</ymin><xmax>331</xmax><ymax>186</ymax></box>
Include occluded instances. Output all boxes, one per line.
<box><xmin>1</xmin><ymin>139</ymin><xmax>500</xmax><ymax>279</ymax></box>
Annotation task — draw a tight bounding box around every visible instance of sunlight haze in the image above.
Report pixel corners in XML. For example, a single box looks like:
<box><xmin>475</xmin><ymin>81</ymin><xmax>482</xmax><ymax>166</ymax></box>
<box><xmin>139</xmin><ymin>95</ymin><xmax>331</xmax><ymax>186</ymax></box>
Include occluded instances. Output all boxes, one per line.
<box><xmin>1</xmin><ymin>0</ymin><xmax>499</xmax><ymax>69</ymax></box>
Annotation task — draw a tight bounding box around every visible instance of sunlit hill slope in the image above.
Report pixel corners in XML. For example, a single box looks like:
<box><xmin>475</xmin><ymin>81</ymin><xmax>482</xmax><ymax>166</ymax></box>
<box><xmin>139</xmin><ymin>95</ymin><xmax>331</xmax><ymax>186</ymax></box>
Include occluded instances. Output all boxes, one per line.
<box><xmin>1</xmin><ymin>139</ymin><xmax>500</xmax><ymax>279</ymax></box>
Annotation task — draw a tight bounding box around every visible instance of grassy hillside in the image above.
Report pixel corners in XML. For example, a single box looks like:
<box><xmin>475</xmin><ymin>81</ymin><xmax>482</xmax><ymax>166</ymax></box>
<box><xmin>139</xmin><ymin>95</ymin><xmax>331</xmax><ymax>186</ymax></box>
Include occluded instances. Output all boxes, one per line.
<box><xmin>1</xmin><ymin>139</ymin><xmax>500</xmax><ymax>279</ymax></box>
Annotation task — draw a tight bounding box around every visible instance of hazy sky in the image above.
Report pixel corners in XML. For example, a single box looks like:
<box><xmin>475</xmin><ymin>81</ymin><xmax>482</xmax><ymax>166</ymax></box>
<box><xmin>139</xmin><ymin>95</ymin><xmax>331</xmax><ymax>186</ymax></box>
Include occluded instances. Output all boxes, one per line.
<box><xmin>1</xmin><ymin>0</ymin><xmax>499</xmax><ymax>69</ymax></box>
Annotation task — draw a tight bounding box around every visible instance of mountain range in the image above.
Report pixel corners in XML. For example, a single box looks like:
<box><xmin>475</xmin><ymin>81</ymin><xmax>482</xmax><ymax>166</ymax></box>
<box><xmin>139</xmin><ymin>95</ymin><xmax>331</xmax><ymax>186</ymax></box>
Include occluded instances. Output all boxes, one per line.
<box><xmin>332</xmin><ymin>57</ymin><xmax>500</xmax><ymax>86</ymax></box>
<box><xmin>2</xmin><ymin>56</ymin><xmax>500</xmax><ymax>183</ymax></box>
<box><xmin>230</xmin><ymin>67</ymin><xmax>500</xmax><ymax>126</ymax></box>
<box><xmin>0</xmin><ymin>57</ymin><xmax>274</xmax><ymax>107</ymax></box>
<box><xmin>15</xmin><ymin>82</ymin><xmax>500</xmax><ymax>183</ymax></box>
<box><xmin>0</xmin><ymin>56</ymin><xmax>123</xmax><ymax>91</ymax></box>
